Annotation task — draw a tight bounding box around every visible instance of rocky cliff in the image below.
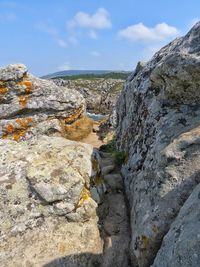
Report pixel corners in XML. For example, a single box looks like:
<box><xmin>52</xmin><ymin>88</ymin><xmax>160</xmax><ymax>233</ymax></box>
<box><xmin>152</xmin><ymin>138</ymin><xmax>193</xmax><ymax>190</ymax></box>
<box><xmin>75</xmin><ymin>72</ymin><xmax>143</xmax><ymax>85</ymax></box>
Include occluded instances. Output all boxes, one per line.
<box><xmin>116</xmin><ymin>22</ymin><xmax>200</xmax><ymax>266</ymax></box>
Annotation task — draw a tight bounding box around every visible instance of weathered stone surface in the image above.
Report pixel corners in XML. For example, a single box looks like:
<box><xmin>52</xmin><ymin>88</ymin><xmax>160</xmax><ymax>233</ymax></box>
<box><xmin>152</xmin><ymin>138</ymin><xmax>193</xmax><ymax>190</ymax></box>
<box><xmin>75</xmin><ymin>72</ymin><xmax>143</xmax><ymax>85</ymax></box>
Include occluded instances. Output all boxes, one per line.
<box><xmin>53</xmin><ymin>78</ymin><xmax>124</xmax><ymax>115</ymax></box>
<box><xmin>0</xmin><ymin>136</ymin><xmax>103</xmax><ymax>266</ymax></box>
<box><xmin>116</xmin><ymin>22</ymin><xmax>200</xmax><ymax>266</ymax></box>
<box><xmin>151</xmin><ymin>183</ymin><xmax>200</xmax><ymax>267</ymax></box>
<box><xmin>0</xmin><ymin>64</ymin><xmax>85</xmax><ymax>141</ymax></box>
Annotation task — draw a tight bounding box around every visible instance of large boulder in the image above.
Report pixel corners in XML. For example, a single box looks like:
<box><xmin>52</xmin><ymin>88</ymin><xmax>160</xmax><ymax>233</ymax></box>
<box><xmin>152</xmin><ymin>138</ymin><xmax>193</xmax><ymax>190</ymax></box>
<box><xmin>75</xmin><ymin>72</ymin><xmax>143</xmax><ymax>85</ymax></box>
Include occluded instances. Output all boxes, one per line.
<box><xmin>0</xmin><ymin>64</ymin><xmax>85</xmax><ymax>141</ymax></box>
<box><xmin>0</xmin><ymin>136</ymin><xmax>103</xmax><ymax>266</ymax></box>
<box><xmin>116</xmin><ymin>22</ymin><xmax>200</xmax><ymax>266</ymax></box>
<box><xmin>151</xmin><ymin>183</ymin><xmax>200</xmax><ymax>267</ymax></box>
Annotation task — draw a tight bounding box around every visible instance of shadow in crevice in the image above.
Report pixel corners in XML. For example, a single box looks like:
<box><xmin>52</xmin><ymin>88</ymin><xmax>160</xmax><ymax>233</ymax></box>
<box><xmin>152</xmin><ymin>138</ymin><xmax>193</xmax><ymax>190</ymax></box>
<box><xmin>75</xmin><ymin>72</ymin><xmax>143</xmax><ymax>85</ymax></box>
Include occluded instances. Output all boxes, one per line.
<box><xmin>42</xmin><ymin>252</ymin><xmax>102</xmax><ymax>267</ymax></box>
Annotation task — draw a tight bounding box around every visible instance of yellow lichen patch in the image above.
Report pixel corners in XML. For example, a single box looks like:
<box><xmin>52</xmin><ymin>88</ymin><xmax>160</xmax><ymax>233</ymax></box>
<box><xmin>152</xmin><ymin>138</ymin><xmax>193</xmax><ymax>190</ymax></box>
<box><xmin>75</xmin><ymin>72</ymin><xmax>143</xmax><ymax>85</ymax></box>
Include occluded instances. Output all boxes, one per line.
<box><xmin>18</xmin><ymin>95</ymin><xmax>29</xmax><ymax>107</ymax></box>
<box><xmin>61</xmin><ymin>116</ymin><xmax>93</xmax><ymax>141</ymax></box>
<box><xmin>77</xmin><ymin>187</ymin><xmax>91</xmax><ymax>207</ymax></box>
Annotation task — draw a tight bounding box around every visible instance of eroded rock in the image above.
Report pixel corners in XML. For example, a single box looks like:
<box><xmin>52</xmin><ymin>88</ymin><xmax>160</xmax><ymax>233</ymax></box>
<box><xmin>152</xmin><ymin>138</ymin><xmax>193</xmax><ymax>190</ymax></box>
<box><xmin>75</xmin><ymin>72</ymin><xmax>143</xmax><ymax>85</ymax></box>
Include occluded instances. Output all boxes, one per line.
<box><xmin>0</xmin><ymin>136</ymin><xmax>103</xmax><ymax>266</ymax></box>
<box><xmin>116</xmin><ymin>22</ymin><xmax>200</xmax><ymax>266</ymax></box>
<box><xmin>0</xmin><ymin>64</ymin><xmax>85</xmax><ymax>141</ymax></box>
<box><xmin>151</xmin><ymin>183</ymin><xmax>200</xmax><ymax>267</ymax></box>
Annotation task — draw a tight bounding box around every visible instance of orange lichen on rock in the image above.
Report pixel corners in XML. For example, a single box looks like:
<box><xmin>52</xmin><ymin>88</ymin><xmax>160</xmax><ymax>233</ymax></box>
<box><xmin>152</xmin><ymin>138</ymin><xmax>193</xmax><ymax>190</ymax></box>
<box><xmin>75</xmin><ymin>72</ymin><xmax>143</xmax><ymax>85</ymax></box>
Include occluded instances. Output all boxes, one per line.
<box><xmin>2</xmin><ymin>117</ymin><xmax>33</xmax><ymax>142</ymax></box>
<box><xmin>12</xmin><ymin>129</ymin><xmax>27</xmax><ymax>142</ymax></box>
<box><xmin>62</xmin><ymin>107</ymin><xmax>84</xmax><ymax>124</ymax></box>
<box><xmin>16</xmin><ymin>117</ymin><xmax>33</xmax><ymax>127</ymax></box>
<box><xmin>0</xmin><ymin>81</ymin><xmax>8</xmax><ymax>95</ymax></box>
<box><xmin>77</xmin><ymin>186</ymin><xmax>91</xmax><ymax>207</ymax></box>
<box><xmin>5</xmin><ymin>124</ymin><xmax>15</xmax><ymax>134</ymax></box>
<box><xmin>17</xmin><ymin>79</ymin><xmax>33</xmax><ymax>93</ymax></box>
<box><xmin>0</xmin><ymin>87</ymin><xmax>8</xmax><ymax>95</ymax></box>
<box><xmin>61</xmin><ymin>116</ymin><xmax>93</xmax><ymax>141</ymax></box>
<box><xmin>18</xmin><ymin>95</ymin><xmax>29</xmax><ymax>107</ymax></box>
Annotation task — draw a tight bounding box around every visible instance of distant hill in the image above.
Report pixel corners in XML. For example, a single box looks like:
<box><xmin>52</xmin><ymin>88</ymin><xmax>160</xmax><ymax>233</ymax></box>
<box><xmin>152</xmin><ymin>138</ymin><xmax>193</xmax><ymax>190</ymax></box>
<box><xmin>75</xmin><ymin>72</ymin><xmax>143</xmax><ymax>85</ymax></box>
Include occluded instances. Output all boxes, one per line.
<box><xmin>42</xmin><ymin>70</ymin><xmax>131</xmax><ymax>80</ymax></box>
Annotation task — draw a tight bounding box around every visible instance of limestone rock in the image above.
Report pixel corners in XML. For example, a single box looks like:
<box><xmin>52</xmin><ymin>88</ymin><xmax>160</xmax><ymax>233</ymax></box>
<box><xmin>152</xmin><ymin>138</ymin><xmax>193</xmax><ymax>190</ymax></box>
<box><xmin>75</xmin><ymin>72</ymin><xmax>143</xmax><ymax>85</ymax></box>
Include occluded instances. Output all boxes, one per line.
<box><xmin>116</xmin><ymin>22</ymin><xmax>200</xmax><ymax>266</ymax></box>
<box><xmin>0</xmin><ymin>136</ymin><xmax>103</xmax><ymax>266</ymax></box>
<box><xmin>53</xmin><ymin>78</ymin><xmax>124</xmax><ymax>115</ymax></box>
<box><xmin>152</xmin><ymin>183</ymin><xmax>200</xmax><ymax>267</ymax></box>
<box><xmin>0</xmin><ymin>64</ymin><xmax>85</xmax><ymax>141</ymax></box>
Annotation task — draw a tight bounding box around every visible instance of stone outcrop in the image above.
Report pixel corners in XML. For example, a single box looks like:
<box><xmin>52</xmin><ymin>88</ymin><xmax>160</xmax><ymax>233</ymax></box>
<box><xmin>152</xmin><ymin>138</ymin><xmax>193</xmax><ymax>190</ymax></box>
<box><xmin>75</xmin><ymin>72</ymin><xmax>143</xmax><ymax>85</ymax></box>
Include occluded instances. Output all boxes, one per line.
<box><xmin>116</xmin><ymin>22</ymin><xmax>200</xmax><ymax>266</ymax></box>
<box><xmin>0</xmin><ymin>64</ymin><xmax>85</xmax><ymax>142</ymax></box>
<box><xmin>0</xmin><ymin>136</ymin><xmax>103</xmax><ymax>266</ymax></box>
<box><xmin>151</xmin><ymin>183</ymin><xmax>200</xmax><ymax>267</ymax></box>
<box><xmin>53</xmin><ymin>78</ymin><xmax>124</xmax><ymax>115</ymax></box>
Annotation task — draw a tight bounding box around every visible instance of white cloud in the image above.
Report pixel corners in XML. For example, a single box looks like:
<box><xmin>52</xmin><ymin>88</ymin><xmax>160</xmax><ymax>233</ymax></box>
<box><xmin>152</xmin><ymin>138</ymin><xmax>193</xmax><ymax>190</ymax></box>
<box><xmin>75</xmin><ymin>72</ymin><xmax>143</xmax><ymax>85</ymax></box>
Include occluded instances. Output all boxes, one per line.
<box><xmin>72</xmin><ymin>8</ymin><xmax>112</xmax><ymax>29</ymax></box>
<box><xmin>88</xmin><ymin>30</ymin><xmax>98</xmax><ymax>39</ymax></box>
<box><xmin>35</xmin><ymin>22</ymin><xmax>68</xmax><ymax>48</ymax></box>
<box><xmin>91</xmin><ymin>51</ymin><xmax>101</xmax><ymax>57</ymax></box>
<box><xmin>118</xmin><ymin>22</ymin><xmax>179</xmax><ymax>43</ymax></box>
<box><xmin>66</xmin><ymin>8</ymin><xmax>111</xmax><ymax>43</ymax></box>
<box><xmin>58</xmin><ymin>62</ymin><xmax>72</xmax><ymax>71</ymax></box>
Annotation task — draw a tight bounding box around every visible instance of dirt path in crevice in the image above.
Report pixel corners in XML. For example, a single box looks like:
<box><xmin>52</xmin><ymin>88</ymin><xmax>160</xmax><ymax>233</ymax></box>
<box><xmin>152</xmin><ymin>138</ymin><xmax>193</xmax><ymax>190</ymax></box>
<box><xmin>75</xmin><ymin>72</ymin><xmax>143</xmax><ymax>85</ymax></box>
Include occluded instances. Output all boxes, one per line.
<box><xmin>80</xmin><ymin>123</ymin><xmax>131</xmax><ymax>267</ymax></box>
<box><xmin>97</xmin><ymin>151</ymin><xmax>131</xmax><ymax>267</ymax></box>
<box><xmin>81</xmin><ymin>122</ymin><xmax>104</xmax><ymax>148</ymax></box>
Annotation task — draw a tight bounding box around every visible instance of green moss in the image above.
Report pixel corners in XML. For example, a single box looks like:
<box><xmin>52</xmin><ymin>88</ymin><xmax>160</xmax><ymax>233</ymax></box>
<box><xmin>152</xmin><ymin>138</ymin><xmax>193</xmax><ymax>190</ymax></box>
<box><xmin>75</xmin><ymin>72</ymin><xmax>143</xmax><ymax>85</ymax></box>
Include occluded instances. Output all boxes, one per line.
<box><xmin>100</xmin><ymin>136</ymin><xmax>126</xmax><ymax>166</ymax></box>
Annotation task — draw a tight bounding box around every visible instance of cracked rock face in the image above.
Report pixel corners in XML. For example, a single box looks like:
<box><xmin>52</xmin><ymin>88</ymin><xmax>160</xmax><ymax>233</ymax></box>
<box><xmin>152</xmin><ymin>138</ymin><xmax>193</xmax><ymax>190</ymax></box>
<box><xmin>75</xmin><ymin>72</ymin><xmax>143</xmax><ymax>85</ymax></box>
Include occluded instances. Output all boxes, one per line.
<box><xmin>116</xmin><ymin>22</ymin><xmax>200</xmax><ymax>266</ymax></box>
<box><xmin>151</xmin><ymin>183</ymin><xmax>200</xmax><ymax>267</ymax></box>
<box><xmin>0</xmin><ymin>64</ymin><xmax>85</xmax><ymax>141</ymax></box>
<box><xmin>0</xmin><ymin>136</ymin><xmax>103</xmax><ymax>266</ymax></box>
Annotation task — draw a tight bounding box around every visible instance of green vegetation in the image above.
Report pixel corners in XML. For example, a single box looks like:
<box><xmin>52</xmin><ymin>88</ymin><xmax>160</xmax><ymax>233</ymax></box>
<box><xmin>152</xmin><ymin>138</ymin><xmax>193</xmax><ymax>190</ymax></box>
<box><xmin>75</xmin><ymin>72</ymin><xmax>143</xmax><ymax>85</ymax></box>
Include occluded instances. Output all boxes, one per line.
<box><xmin>53</xmin><ymin>72</ymin><xmax>130</xmax><ymax>80</ymax></box>
<box><xmin>100</xmin><ymin>136</ymin><xmax>126</xmax><ymax>166</ymax></box>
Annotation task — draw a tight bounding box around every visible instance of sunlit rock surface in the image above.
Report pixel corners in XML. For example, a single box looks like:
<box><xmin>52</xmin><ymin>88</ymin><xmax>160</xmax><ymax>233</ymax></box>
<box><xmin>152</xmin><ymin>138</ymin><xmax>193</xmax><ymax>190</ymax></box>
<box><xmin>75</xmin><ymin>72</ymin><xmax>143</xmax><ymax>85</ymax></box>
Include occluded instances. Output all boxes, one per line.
<box><xmin>0</xmin><ymin>136</ymin><xmax>103</xmax><ymax>266</ymax></box>
<box><xmin>116</xmin><ymin>22</ymin><xmax>200</xmax><ymax>266</ymax></box>
<box><xmin>0</xmin><ymin>64</ymin><xmax>85</xmax><ymax>141</ymax></box>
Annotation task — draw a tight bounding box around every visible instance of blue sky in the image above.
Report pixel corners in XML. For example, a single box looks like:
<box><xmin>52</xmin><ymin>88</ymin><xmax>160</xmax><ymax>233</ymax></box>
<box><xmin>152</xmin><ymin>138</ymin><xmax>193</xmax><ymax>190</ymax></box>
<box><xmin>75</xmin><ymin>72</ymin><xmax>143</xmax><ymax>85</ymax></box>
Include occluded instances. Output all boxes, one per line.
<box><xmin>0</xmin><ymin>0</ymin><xmax>199</xmax><ymax>76</ymax></box>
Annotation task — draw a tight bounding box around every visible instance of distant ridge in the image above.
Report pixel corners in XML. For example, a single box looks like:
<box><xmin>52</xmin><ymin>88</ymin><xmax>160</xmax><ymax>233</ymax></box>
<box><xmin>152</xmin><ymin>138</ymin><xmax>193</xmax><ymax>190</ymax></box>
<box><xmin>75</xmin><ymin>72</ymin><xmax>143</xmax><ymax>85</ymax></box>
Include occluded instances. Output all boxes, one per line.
<box><xmin>42</xmin><ymin>70</ymin><xmax>130</xmax><ymax>79</ymax></box>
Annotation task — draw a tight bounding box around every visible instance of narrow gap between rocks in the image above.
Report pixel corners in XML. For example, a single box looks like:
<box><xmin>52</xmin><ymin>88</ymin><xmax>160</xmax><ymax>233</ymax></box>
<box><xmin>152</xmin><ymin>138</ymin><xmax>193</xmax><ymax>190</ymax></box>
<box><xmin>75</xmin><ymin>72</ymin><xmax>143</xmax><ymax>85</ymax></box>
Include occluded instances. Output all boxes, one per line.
<box><xmin>81</xmin><ymin>116</ymin><xmax>132</xmax><ymax>267</ymax></box>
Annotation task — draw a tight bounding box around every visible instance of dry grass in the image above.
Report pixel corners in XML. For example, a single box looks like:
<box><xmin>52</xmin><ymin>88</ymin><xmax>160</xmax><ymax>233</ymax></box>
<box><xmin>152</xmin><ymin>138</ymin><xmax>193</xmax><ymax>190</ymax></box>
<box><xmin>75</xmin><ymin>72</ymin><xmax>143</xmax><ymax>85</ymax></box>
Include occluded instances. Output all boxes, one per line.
<box><xmin>63</xmin><ymin>116</ymin><xmax>94</xmax><ymax>141</ymax></box>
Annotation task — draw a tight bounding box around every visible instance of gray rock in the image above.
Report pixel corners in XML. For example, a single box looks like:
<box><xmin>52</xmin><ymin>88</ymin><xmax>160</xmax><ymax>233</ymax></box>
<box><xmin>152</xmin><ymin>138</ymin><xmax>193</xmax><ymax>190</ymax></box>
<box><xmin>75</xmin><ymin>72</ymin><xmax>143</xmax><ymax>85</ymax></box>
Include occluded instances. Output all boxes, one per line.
<box><xmin>0</xmin><ymin>136</ymin><xmax>103</xmax><ymax>266</ymax></box>
<box><xmin>0</xmin><ymin>64</ymin><xmax>85</xmax><ymax>141</ymax></box>
<box><xmin>116</xmin><ymin>22</ymin><xmax>200</xmax><ymax>266</ymax></box>
<box><xmin>53</xmin><ymin>78</ymin><xmax>124</xmax><ymax>115</ymax></box>
<box><xmin>102</xmin><ymin>165</ymin><xmax>115</xmax><ymax>175</ymax></box>
<box><xmin>152</xmin><ymin>183</ymin><xmax>200</xmax><ymax>267</ymax></box>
